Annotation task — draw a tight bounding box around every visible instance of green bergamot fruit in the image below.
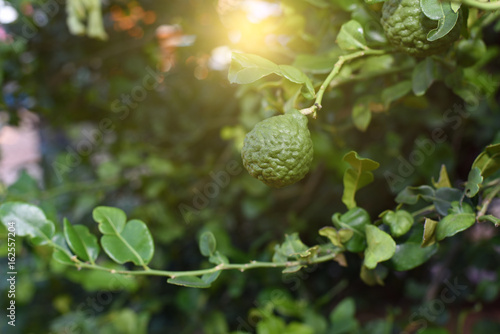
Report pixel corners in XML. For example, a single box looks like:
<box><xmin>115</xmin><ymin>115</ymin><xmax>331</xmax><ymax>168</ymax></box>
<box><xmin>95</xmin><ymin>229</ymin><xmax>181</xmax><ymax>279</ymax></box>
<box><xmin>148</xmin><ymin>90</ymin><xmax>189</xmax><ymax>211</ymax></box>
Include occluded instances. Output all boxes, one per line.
<box><xmin>241</xmin><ymin>109</ymin><xmax>313</xmax><ymax>188</ymax></box>
<box><xmin>381</xmin><ymin>0</ymin><xmax>462</xmax><ymax>57</ymax></box>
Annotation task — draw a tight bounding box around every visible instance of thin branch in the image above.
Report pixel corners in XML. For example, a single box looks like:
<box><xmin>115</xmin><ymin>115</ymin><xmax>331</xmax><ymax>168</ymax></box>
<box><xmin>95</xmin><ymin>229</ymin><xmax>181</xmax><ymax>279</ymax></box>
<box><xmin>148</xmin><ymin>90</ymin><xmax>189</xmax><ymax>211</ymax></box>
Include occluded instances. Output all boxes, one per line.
<box><xmin>73</xmin><ymin>252</ymin><xmax>340</xmax><ymax>278</ymax></box>
<box><xmin>300</xmin><ymin>49</ymin><xmax>387</xmax><ymax>117</ymax></box>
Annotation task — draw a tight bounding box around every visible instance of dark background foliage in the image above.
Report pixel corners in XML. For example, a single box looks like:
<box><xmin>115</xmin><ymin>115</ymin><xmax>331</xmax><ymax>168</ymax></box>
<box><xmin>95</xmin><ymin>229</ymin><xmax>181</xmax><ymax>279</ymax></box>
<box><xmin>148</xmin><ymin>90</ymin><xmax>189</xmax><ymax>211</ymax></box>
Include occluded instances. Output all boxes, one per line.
<box><xmin>1</xmin><ymin>0</ymin><xmax>500</xmax><ymax>333</ymax></box>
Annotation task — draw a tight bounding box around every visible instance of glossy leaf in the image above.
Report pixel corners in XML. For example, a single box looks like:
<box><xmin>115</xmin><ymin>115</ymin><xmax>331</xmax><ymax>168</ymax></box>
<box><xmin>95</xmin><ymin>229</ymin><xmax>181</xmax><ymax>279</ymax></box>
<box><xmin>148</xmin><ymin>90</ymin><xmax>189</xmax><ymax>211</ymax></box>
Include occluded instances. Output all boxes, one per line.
<box><xmin>228</xmin><ymin>52</ymin><xmax>280</xmax><ymax>84</ymax></box>
<box><xmin>199</xmin><ymin>231</ymin><xmax>217</xmax><ymax>257</ymax></box>
<box><xmin>278</xmin><ymin>65</ymin><xmax>315</xmax><ymax>98</ymax></box>
<box><xmin>422</xmin><ymin>218</ymin><xmax>438</xmax><ymax>247</ymax></box>
<box><xmin>465</xmin><ymin>167</ymin><xmax>483</xmax><ymax>198</ymax></box>
<box><xmin>381</xmin><ymin>210</ymin><xmax>414</xmax><ymax>237</ymax></box>
<box><xmin>93</xmin><ymin>207</ymin><xmax>154</xmax><ymax>266</ymax></box>
<box><xmin>342</xmin><ymin>151</ymin><xmax>380</xmax><ymax>209</ymax></box>
<box><xmin>421</xmin><ymin>0</ymin><xmax>460</xmax><ymax>41</ymax></box>
<box><xmin>319</xmin><ymin>227</ymin><xmax>353</xmax><ymax>248</ymax></box>
<box><xmin>167</xmin><ymin>276</ymin><xmax>211</xmax><ymax>288</ymax></box>
<box><xmin>336</xmin><ymin>20</ymin><xmax>368</xmax><ymax>51</ymax></box>
<box><xmin>0</xmin><ymin>202</ymin><xmax>55</xmax><ymax>245</ymax></box>
<box><xmin>332</xmin><ymin>207</ymin><xmax>371</xmax><ymax>252</ymax></box>
<box><xmin>395</xmin><ymin>185</ymin><xmax>435</xmax><ymax>205</ymax></box>
<box><xmin>92</xmin><ymin>206</ymin><xmax>127</xmax><ymax>235</ymax></box>
<box><xmin>412</xmin><ymin>58</ymin><xmax>436</xmax><ymax>96</ymax></box>
<box><xmin>364</xmin><ymin>225</ymin><xmax>396</xmax><ymax>269</ymax></box>
<box><xmin>433</xmin><ymin>187</ymin><xmax>463</xmax><ymax>216</ymax></box>
<box><xmin>391</xmin><ymin>242</ymin><xmax>438</xmax><ymax>271</ymax></box>
<box><xmin>435</xmin><ymin>204</ymin><xmax>475</xmax><ymax>241</ymax></box>
<box><xmin>471</xmin><ymin>143</ymin><xmax>500</xmax><ymax>179</ymax></box>
<box><xmin>63</xmin><ymin>218</ymin><xmax>100</xmax><ymax>263</ymax></box>
<box><xmin>52</xmin><ymin>232</ymin><xmax>76</xmax><ymax>265</ymax></box>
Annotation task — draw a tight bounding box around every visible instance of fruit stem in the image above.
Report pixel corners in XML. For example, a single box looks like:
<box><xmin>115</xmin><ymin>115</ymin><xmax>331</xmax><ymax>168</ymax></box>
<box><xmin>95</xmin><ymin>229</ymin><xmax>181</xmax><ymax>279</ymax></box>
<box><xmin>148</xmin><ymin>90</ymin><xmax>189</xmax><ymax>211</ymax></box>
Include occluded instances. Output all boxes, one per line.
<box><xmin>300</xmin><ymin>49</ymin><xmax>386</xmax><ymax>118</ymax></box>
<box><xmin>452</xmin><ymin>0</ymin><xmax>500</xmax><ymax>10</ymax></box>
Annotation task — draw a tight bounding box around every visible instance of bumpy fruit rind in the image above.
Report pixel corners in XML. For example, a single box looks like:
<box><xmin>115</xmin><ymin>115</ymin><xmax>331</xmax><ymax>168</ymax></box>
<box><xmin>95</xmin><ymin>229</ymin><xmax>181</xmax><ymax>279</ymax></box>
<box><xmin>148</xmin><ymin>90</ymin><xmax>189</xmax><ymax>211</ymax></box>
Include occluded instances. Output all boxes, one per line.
<box><xmin>241</xmin><ymin>110</ymin><xmax>313</xmax><ymax>188</ymax></box>
<box><xmin>381</xmin><ymin>0</ymin><xmax>462</xmax><ymax>57</ymax></box>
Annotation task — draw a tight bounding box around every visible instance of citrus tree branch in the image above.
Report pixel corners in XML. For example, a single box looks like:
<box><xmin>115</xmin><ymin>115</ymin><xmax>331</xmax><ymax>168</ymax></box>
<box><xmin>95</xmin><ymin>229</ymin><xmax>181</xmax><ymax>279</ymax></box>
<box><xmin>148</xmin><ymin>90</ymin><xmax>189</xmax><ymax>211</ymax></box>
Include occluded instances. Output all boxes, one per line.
<box><xmin>300</xmin><ymin>49</ymin><xmax>386</xmax><ymax>117</ymax></box>
<box><xmin>72</xmin><ymin>251</ymin><xmax>340</xmax><ymax>278</ymax></box>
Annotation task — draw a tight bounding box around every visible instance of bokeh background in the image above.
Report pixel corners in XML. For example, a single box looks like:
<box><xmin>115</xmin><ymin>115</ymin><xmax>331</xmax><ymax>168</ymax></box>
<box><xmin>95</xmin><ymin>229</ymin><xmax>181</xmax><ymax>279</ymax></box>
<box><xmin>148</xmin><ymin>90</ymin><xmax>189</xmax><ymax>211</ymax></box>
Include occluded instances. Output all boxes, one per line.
<box><xmin>1</xmin><ymin>0</ymin><xmax>500</xmax><ymax>333</ymax></box>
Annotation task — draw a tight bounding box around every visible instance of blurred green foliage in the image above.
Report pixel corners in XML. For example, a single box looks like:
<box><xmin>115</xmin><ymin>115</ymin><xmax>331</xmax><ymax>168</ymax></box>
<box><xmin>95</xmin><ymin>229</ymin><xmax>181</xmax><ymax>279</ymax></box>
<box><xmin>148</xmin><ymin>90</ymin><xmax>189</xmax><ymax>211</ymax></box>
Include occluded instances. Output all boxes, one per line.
<box><xmin>1</xmin><ymin>0</ymin><xmax>500</xmax><ymax>333</ymax></box>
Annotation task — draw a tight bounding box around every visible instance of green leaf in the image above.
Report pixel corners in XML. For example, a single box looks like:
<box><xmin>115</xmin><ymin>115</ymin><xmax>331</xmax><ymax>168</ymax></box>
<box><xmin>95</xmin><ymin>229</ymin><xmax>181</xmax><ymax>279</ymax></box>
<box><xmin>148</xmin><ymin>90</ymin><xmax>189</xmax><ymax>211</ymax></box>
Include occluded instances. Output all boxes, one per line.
<box><xmin>279</xmin><ymin>233</ymin><xmax>310</xmax><ymax>258</ymax></box>
<box><xmin>352</xmin><ymin>98</ymin><xmax>372</xmax><ymax>132</ymax></box>
<box><xmin>167</xmin><ymin>276</ymin><xmax>211</xmax><ymax>288</ymax></box>
<box><xmin>93</xmin><ymin>207</ymin><xmax>154</xmax><ymax>266</ymax></box>
<box><xmin>381</xmin><ymin>210</ymin><xmax>414</xmax><ymax>237</ymax></box>
<box><xmin>209</xmin><ymin>251</ymin><xmax>229</xmax><ymax>265</ymax></box>
<box><xmin>273</xmin><ymin>245</ymin><xmax>289</xmax><ymax>263</ymax></box>
<box><xmin>201</xmin><ymin>271</ymin><xmax>221</xmax><ymax>285</ymax></box>
<box><xmin>381</xmin><ymin>81</ymin><xmax>412</xmax><ymax>109</ymax></box>
<box><xmin>0</xmin><ymin>202</ymin><xmax>55</xmax><ymax>245</ymax></box>
<box><xmin>391</xmin><ymin>242</ymin><xmax>438</xmax><ymax>271</ymax></box>
<box><xmin>342</xmin><ymin>151</ymin><xmax>380</xmax><ymax>209</ymax></box>
<box><xmin>228</xmin><ymin>52</ymin><xmax>280</xmax><ymax>84</ymax></box>
<box><xmin>435</xmin><ymin>204</ymin><xmax>475</xmax><ymax>241</ymax></box>
<box><xmin>421</xmin><ymin>0</ymin><xmax>459</xmax><ymax>41</ymax></box>
<box><xmin>471</xmin><ymin>143</ymin><xmax>500</xmax><ymax>179</ymax></box>
<box><xmin>432</xmin><ymin>165</ymin><xmax>452</xmax><ymax>188</ymax></box>
<box><xmin>412</xmin><ymin>58</ymin><xmax>437</xmax><ymax>96</ymax></box>
<box><xmin>319</xmin><ymin>227</ymin><xmax>353</xmax><ymax>248</ymax></box>
<box><xmin>278</xmin><ymin>65</ymin><xmax>315</xmax><ymax>98</ymax></box>
<box><xmin>395</xmin><ymin>185</ymin><xmax>435</xmax><ymax>205</ymax></box>
<box><xmin>433</xmin><ymin>187</ymin><xmax>463</xmax><ymax>216</ymax></box>
<box><xmin>396</xmin><ymin>186</ymin><xmax>461</xmax><ymax>215</ymax></box>
<box><xmin>336</xmin><ymin>20</ymin><xmax>368</xmax><ymax>51</ymax></box>
<box><xmin>465</xmin><ymin>167</ymin><xmax>483</xmax><ymax>198</ymax></box>
<box><xmin>364</xmin><ymin>225</ymin><xmax>396</xmax><ymax>270</ymax></box>
<box><xmin>332</xmin><ymin>207</ymin><xmax>371</xmax><ymax>252</ymax></box>
<box><xmin>199</xmin><ymin>231</ymin><xmax>217</xmax><ymax>257</ymax></box>
<box><xmin>329</xmin><ymin>298</ymin><xmax>359</xmax><ymax>333</ymax></box>
<box><xmin>293</xmin><ymin>54</ymin><xmax>339</xmax><ymax>74</ymax></box>
<box><xmin>396</xmin><ymin>186</ymin><xmax>461</xmax><ymax>214</ymax></box>
<box><xmin>52</xmin><ymin>232</ymin><xmax>76</xmax><ymax>265</ymax></box>
<box><xmin>422</xmin><ymin>218</ymin><xmax>438</xmax><ymax>247</ymax></box>
<box><xmin>63</xmin><ymin>218</ymin><xmax>100</xmax><ymax>263</ymax></box>
<box><xmin>360</xmin><ymin>264</ymin><xmax>388</xmax><ymax>286</ymax></box>
<box><xmin>450</xmin><ymin>3</ymin><xmax>461</xmax><ymax>13</ymax></box>
<box><xmin>92</xmin><ymin>206</ymin><xmax>126</xmax><ymax>235</ymax></box>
